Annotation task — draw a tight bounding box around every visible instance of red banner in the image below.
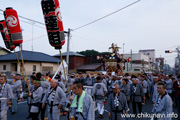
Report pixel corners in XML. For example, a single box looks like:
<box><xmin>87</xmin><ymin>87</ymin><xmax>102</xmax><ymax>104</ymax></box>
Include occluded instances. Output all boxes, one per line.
<box><xmin>4</xmin><ymin>7</ymin><xmax>23</xmax><ymax>46</ymax></box>
<box><xmin>0</xmin><ymin>20</ymin><xmax>16</xmax><ymax>51</ymax></box>
<box><xmin>41</xmin><ymin>0</ymin><xmax>65</xmax><ymax>49</ymax></box>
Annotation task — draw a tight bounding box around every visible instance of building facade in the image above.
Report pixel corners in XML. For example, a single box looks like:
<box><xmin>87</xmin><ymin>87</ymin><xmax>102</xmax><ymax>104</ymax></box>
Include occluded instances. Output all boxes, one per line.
<box><xmin>0</xmin><ymin>50</ymin><xmax>61</xmax><ymax>75</ymax></box>
<box><xmin>0</xmin><ymin>46</ymin><xmax>11</xmax><ymax>56</ymax></box>
<box><xmin>54</xmin><ymin>51</ymin><xmax>88</xmax><ymax>70</ymax></box>
<box><xmin>123</xmin><ymin>53</ymin><xmax>150</xmax><ymax>73</ymax></box>
<box><xmin>139</xmin><ymin>49</ymin><xmax>155</xmax><ymax>71</ymax></box>
<box><xmin>155</xmin><ymin>57</ymin><xmax>164</xmax><ymax>73</ymax></box>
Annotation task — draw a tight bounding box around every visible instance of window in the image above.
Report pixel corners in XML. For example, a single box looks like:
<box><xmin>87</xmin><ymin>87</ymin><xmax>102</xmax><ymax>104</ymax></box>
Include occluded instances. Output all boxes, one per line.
<box><xmin>134</xmin><ymin>69</ymin><xmax>140</xmax><ymax>71</ymax></box>
<box><xmin>147</xmin><ymin>53</ymin><xmax>150</xmax><ymax>55</ymax></box>
<box><xmin>3</xmin><ymin>65</ymin><xmax>6</xmax><ymax>70</ymax></box>
<box><xmin>33</xmin><ymin>65</ymin><xmax>36</xmax><ymax>71</ymax></box>
<box><xmin>150</xmin><ymin>58</ymin><xmax>151</xmax><ymax>60</ymax></box>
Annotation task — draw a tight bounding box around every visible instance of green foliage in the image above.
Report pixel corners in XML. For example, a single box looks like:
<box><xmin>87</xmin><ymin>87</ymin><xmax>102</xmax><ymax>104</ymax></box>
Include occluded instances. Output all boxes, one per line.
<box><xmin>141</xmin><ymin>59</ymin><xmax>145</xmax><ymax>67</ymax></box>
<box><xmin>77</xmin><ymin>50</ymin><xmax>110</xmax><ymax>56</ymax></box>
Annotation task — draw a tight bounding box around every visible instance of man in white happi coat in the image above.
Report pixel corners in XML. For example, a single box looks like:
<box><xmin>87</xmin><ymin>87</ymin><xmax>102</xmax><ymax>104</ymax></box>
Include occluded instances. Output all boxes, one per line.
<box><xmin>92</xmin><ymin>76</ymin><xmax>107</xmax><ymax>118</ymax></box>
<box><xmin>152</xmin><ymin>83</ymin><xmax>173</xmax><ymax>120</ymax></box>
<box><xmin>29</xmin><ymin>79</ymin><xmax>43</xmax><ymax>120</ymax></box>
<box><xmin>42</xmin><ymin>79</ymin><xmax>66</xmax><ymax>120</ymax></box>
<box><xmin>0</xmin><ymin>76</ymin><xmax>13</xmax><ymax>120</ymax></box>
<box><xmin>70</xmin><ymin>81</ymin><xmax>94</xmax><ymax>120</ymax></box>
<box><xmin>10</xmin><ymin>74</ymin><xmax>21</xmax><ymax>115</ymax></box>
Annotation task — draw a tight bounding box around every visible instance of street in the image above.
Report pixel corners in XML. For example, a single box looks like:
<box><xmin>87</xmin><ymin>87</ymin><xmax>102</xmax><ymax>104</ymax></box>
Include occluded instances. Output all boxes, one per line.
<box><xmin>7</xmin><ymin>98</ymin><xmax>178</xmax><ymax>120</ymax></box>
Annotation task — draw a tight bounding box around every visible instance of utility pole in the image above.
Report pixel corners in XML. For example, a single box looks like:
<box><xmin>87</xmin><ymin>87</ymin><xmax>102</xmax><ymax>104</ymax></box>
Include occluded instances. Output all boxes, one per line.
<box><xmin>176</xmin><ymin>47</ymin><xmax>180</xmax><ymax>74</ymax></box>
<box><xmin>123</xmin><ymin>43</ymin><xmax>125</xmax><ymax>60</ymax></box>
<box><xmin>66</xmin><ymin>28</ymin><xmax>71</xmax><ymax>75</ymax></box>
<box><xmin>130</xmin><ymin>49</ymin><xmax>132</xmax><ymax>73</ymax></box>
<box><xmin>164</xmin><ymin>60</ymin><xmax>166</xmax><ymax>73</ymax></box>
<box><xmin>165</xmin><ymin>47</ymin><xmax>180</xmax><ymax>74</ymax></box>
<box><xmin>178</xmin><ymin>53</ymin><xmax>180</xmax><ymax>74</ymax></box>
<box><xmin>31</xmin><ymin>22</ymin><xmax>35</xmax><ymax>51</ymax></box>
<box><xmin>127</xmin><ymin>57</ymin><xmax>128</xmax><ymax>72</ymax></box>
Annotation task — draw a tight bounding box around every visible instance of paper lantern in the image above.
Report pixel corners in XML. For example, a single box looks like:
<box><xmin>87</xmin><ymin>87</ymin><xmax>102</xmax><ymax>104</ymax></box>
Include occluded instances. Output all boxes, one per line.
<box><xmin>41</xmin><ymin>0</ymin><xmax>65</xmax><ymax>49</ymax></box>
<box><xmin>4</xmin><ymin>7</ymin><xmax>23</xmax><ymax>46</ymax></box>
<box><xmin>0</xmin><ymin>20</ymin><xmax>16</xmax><ymax>51</ymax></box>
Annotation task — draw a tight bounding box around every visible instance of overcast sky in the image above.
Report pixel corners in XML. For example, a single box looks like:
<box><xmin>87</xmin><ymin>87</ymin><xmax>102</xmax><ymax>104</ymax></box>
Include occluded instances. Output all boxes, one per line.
<box><xmin>0</xmin><ymin>0</ymin><xmax>179</xmax><ymax>67</ymax></box>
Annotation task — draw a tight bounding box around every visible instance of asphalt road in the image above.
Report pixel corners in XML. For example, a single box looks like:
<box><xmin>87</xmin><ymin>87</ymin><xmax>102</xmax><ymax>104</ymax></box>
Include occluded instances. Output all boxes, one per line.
<box><xmin>7</xmin><ymin>99</ymin><xmax>178</xmax><ymax>120</ymax></box>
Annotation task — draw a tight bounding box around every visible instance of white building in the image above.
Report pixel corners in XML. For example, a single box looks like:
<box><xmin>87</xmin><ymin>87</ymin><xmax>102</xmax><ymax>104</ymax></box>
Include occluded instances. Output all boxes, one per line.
<box><xmin>0</xmin><ymin>50</ymin><xmax>61</xmax><ymax>75</ymax></box>
<box><xmin>139</xmin><ymin>49</ymin><xmax>155</xmax><ymax>71</ymax></box>
<box><xmin>0</xmin><ymin>46</ymin><xmax>11</xmax><ymax>56</ymax></box>
<box><xmin>123</xmin><ymin>53</ymin><xmax>150</xmax><ymax>73</ymax></box>
<box><xmin>139</xmin><ymin>49</ymin><xmax>155</xmax><ymax>63</ymax></box>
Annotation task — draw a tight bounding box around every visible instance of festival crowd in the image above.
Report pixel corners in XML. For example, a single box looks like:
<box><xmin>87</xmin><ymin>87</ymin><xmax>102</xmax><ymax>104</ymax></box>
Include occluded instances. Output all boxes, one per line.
<box><xmin>0</xmin><ymin>71</ymin><xmax>180</xmax><ymax>120</ymax></box>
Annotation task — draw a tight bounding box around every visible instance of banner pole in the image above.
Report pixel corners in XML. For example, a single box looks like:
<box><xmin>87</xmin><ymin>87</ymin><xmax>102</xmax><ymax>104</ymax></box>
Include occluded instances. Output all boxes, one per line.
<box><xmin>59</xmin><ymin>49</ymin><xmax>70</xmax><ymax>96</ymax></box>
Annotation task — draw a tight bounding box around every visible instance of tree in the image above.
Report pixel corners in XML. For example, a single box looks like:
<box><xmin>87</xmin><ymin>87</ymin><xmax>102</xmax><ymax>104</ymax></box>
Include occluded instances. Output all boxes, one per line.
<box><xmin>77</xmin><ymin>50</ymin><xmax>110</xmax><ymax>56</ymax></box>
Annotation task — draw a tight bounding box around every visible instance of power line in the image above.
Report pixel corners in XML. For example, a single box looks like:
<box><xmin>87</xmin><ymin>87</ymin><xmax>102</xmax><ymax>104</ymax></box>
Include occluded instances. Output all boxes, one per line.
<box><xmin>163</xmin><ymin>55</ymin><xmax>177</xmax><ymax>58</ymax></box>
<box><xmin>0</xmin><ymin>0</ymin><xmax>141</xmax><ymax>31</ymax></box>
<box><xmin>0</xmin><ymin>1</ymin><xmax>141</xmax><ymax>48</ymax></box>
<box><xmin>72</xmin><ymin>31</ymin><xmax>111</xmax><ymax>46</ymax></box>
<box><xmin>0</xmin><ymin>9</ymin><xmax>45</xmax><ymax>25</ymax></box>
<box><xmin>24</xmin><ymin>34</ymin><xmax>47</xmax><ymax>42</ymax></box>
<box><xmin>72</xmin><ymin>0</ymin><xmax>141</xmax><ymax>31</ymax></box>
<box><xmin>156</xmin><ymin>45</ymin><xmax>179</xmax><ymax>52</ymax></box>
<box><xmin>0</xmin><ymin>13</ymin><xmax>45</xmax><ymax>29</ymax></box>
<box><xmin>72</xmin><ymin>34</ymin><xmax>110</xmax><ymax>46</ymax></box>
<box><xmin>18</xmin><ymin>15</ymin><xmax>45</xmax><ymax>26</ymax></box>
<box><xmin>0</xmin><ymin>12</ymin><xmax>47</xmax><ymax>43</ymax></box>
<box><xmin>19</xmin><ymin>19</ymin><xmax>45</xmax><ymax>29</ymax></box>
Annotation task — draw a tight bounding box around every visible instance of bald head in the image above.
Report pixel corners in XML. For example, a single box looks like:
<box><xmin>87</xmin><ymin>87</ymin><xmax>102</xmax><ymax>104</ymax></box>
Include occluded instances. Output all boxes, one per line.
<box><xmin>50</xmin><ymin>79</ymin><xmax>58</xmax><ymax>88</ymax></box>
<box><xmin>112</xmin><ymin>83</ymin><xmax>120</xmax><ymax>94</ymax></box>
<box><xmin>112</xmin><ymin>83</ymin><xmax>120</xmax><ymax>89</ymax></box>
<box><xmin>51</xmin><ymin>79</ymin><xmax>58</xmax><ymax>83</ymax></box>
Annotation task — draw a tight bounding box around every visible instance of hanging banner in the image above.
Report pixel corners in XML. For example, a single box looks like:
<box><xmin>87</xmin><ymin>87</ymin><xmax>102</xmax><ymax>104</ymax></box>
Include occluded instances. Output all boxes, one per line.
<box><xmin>41</xmin><ymin>0</ymin><xmax>65</xmax><ymax>49</ymax></box>
<box><xmin>0</xmin><ymin>20</ymin><xmax>16</xmax><ymax>51</ymax></box>
<box><xmin>4</xmin><ymin>7</ymin><xmax>23</xmax><ymax>46</ymax></box>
